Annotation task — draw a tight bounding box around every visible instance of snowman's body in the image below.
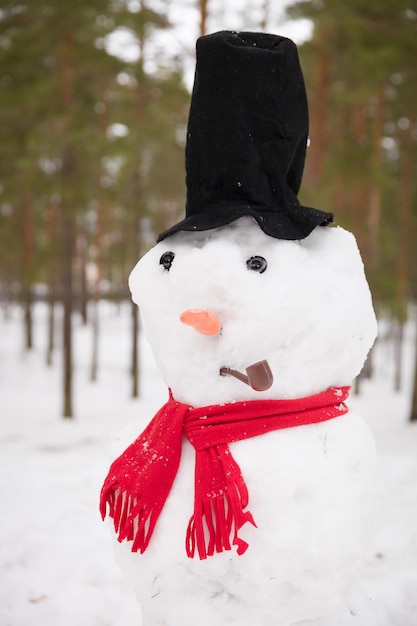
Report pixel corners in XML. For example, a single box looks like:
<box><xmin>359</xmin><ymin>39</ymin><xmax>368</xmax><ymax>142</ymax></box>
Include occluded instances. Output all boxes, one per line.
<box><xmin>111</xmin><ymin>217</ymin><xmax>377</xmax><ymax>626</ymax></box>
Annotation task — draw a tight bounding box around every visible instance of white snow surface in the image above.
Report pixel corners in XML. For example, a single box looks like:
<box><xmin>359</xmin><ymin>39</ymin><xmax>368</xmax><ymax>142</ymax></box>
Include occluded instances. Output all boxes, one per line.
<box><xmin>1</xmin><ymin>297</ymin><xmax>417</xmax><ymax>623</ymax></box>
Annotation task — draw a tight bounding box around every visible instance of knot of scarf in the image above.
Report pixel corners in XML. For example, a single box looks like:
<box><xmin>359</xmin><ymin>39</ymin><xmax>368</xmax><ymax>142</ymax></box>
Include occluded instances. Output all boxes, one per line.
<box><xmin>100</xmin><ymin>386</ymin><xmax>349</xmax><ymax>560</ymax></box>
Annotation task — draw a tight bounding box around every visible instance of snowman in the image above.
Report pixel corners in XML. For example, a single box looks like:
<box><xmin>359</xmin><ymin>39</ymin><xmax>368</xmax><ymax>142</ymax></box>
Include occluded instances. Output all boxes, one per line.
<box><xmin>101</xmin><ymin>32</ymin><xmax>378</xmax><ymax>626</ymax></box>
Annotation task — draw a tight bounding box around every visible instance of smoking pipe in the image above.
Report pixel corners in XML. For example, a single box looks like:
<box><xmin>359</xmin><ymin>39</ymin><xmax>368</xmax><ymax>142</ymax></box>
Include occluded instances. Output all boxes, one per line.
<box><xmin>220</xmin><ymin>360</ymin><xmax>273</xmax><ymax>391</ymax></box>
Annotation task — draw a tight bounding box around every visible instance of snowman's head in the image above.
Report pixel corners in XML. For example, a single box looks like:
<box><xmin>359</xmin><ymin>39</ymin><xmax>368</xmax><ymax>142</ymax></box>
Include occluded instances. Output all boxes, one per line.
<box><xmin>129</xmin><ymin>218</ymin><xmax>377</xmax><ymax>406</ymax></box>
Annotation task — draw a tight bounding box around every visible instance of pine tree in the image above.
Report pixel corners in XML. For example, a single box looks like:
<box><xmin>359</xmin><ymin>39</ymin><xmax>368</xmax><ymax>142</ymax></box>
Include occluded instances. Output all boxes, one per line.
<box><xmin>286</xmin><ymin>0</ymin><xmax>417</xmax><ymax>401</ymax></box>
<box><xmin>0</xmin><ymin>0</ymin><xmax>189</xmax><ymax>414</ymax></box>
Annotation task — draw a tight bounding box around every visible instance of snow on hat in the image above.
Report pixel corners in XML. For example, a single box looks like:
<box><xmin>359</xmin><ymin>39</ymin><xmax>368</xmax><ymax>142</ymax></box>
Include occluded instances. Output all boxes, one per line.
<box><xmin>157</xmin><ymin>30</ymin><xmax>333</xmax><ymax>242</ymax></box>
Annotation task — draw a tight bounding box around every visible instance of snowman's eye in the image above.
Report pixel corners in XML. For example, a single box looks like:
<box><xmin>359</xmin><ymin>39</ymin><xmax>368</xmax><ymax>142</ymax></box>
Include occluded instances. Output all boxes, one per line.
<box><xmin>160</xmin><ymin>251</ymin><xmax>175</xmax><ymax>271</ymax></box>
<box><xmin>246</xmin><ymin>255</ymin><xmax>267</xmax><ymax>274</ymax></box>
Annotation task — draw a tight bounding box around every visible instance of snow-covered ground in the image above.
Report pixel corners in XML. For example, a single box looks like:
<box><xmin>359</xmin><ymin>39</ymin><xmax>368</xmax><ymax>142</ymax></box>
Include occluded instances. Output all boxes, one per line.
<box><xmin>1</xmin><ymin>301</ymin><xmax>416</xmax><ymax>625</ymax></box>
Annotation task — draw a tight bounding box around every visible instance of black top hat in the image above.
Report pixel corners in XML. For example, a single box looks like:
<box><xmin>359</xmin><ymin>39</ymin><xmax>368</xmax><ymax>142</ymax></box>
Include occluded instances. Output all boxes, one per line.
<box><xmin>157</xmin><ymin>31</ymin><xmax>333</xmax><ymax>242</ymax></box>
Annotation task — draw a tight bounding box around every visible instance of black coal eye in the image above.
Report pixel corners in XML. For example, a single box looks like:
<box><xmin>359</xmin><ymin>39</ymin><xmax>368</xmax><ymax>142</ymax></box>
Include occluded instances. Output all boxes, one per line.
<box><xmin>159</xmin><ymin>251</ymin><xmax>175</xmax><ymax>271</ymax></box>
<box><xmin>246</xmin><ymin>255</ymin><xmax>267</xmax><ymax>273</ymax></box>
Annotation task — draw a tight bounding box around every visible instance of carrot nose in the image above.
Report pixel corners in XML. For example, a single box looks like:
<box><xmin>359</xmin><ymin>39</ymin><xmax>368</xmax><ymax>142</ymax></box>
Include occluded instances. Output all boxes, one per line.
<box><xmin>180</xmin><ymin>309</ymin><xmax>222</xmax><ymax>336</ymax></box>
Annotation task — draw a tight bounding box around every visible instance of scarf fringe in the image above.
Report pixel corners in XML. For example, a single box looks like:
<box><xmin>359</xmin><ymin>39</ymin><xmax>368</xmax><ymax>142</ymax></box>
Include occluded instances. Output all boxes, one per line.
<box><xmin>100</xmin><ymin>486</ymin><xmax>160</xmax><ymax>553</ymax></box>
<box><xmin>185</xmin><ymin>444</ymin><xmax>257</xmax><ymax>559</ymax></box>
<box><xmin>186</xmin><ymin>493</ymin><xmax>257</xmax><ymax>559</ymax></box>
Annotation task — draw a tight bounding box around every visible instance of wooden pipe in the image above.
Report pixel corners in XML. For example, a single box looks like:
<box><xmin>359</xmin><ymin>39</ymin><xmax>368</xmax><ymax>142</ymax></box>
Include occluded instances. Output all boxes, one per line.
<box><xmin>220</xmin><ymin>360</ymin><xmax>273</xmax><ymax>391</ymax></box>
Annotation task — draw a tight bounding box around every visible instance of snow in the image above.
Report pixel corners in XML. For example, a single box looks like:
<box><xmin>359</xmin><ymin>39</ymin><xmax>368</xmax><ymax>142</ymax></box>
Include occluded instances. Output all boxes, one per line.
<box><xmin>1</xmin><ymin>299</ymin><xmax>417</xmax><ymax>625</ymax></box>
<box><xmin>0</xmin><ymin>302</ymin><xmax>164</xmax><ymax>626</ymax></box>
<box><xmin>122</xmin><ymin>221</ymin><xmax>378</xmax><ymax>625</ymax></box>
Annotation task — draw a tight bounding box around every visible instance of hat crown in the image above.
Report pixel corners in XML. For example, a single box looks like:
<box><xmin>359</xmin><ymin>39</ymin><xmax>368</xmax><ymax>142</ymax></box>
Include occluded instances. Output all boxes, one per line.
<box><xmin>158</xmin><ymin>31</ymin><xmax>333</xmax><ymax>242</ymax></box>
<box><xmin>187</xmin><ymin>32</ymin><xmax>307</xmax><ymax>213</ymax></box>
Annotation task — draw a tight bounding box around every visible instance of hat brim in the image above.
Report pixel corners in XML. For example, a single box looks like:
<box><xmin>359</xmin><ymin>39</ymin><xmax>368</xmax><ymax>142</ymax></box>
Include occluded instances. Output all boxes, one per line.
<box><xmin>157</xmin><ymin>202</ymin><xmax>333</xmax><ymax>243</ymax></box>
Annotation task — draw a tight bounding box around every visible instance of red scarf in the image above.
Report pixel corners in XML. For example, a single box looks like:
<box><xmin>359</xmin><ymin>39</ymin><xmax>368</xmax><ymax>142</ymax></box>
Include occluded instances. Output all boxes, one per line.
<box><xmin>100</xmin><ymin>387</ymin><xmax>349</xmax><ymax>560</ymax></box>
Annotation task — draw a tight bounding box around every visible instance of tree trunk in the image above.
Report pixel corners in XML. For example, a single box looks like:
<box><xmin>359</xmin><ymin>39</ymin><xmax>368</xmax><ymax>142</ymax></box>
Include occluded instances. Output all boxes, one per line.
<box><xmin>77</xmin><ymin>220</ymin><xmax>88</xmax><ymax>325</ymax></box>
<box><xmin>393</xmin><ymin>319</ymin><xmax>404</xmax><ymax>393</ymax></box>
<box><xmin>396</xmin><ymin>122</ymin><xmax>412</xmax><ymax>311</ymax></box>
<box><xmin>46</xmin><ymin>198</ymin><xmax>58</xmax><ymax>366</ymax></box>
<box><xmin>90</xmin><ymin>199</ymin><xmax>104</xmax><ymax>382</ymax></box>
<box><xmin>131</xmin><ymin>299</ymin><xmax>139</xmax><ymax>398</ymax></box>
<box><xmin>199</xmin><ymin>0</ymin><xmax>209</xmax><ymax>36</ymax></box>
<box><xmin>367</xmin><ymin>88</ymin><xmax>384</xmax><ymax>265</ymax></box>
<box><xmin>90</xmin><ymin>81</ymin><xmax>109</xmax><ymax>383</ymax></box>
<box><xmin>47</xmin><ymin>285</ymin><xmax>56</xmax><ymax>367</ymax></box>
<box><xmin>62</xmin><ymin>197</ymin><xmax>74</xmax><ymax>418</ymax></box>
<box><xmin>23</xmin><ymin>283</ymin><xmax>33</xmax><ymax>350</ymax></box>
<box><xmin>128</xmin><ymin>17</ymin><xmax>147</xmax><ymax>399</ymax></box>
<box><xmin>61</xmin><ymin>30</ymin><xmax>75</xmax><ymax>418</ymax></box>
<box><xmin>259</xmin><ymin>0</ymin><xmax>270</xmax><ymax>30</ymax></box>
<box><xmin>21</xmin><ymin>173</ymin><xmax>35</xmax><ymax>350</ymax></box>
<box><xmin>392</xmin><ymin>117</ymin><xmax>413</xmax><ymax>397</ymax></box>
<box><xmin>1</xmin><ymin>275</ymin><xmax>12</xmax><ymax>321</ymax></box>
<box><xmin>410</xmin><ymin>316</ymin><xmax>417</xmax><ymax>422</ymax></box>
<box><xmin>90</xmin><ymin>298</ymin><xmax>99</xmax><ymax>382</ymax></box>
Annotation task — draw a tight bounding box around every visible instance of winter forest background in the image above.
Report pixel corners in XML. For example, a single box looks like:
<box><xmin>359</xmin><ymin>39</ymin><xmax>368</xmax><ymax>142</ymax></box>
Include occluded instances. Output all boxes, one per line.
<box><xmin>1</xmin><ymin>0</ymin><xmax>416</xmax><ymax>419</ymax></box>
<box><xmin>1</xmin><ymin>1</ymin><xmax>417</xmax><ymax>624</ymax></box>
